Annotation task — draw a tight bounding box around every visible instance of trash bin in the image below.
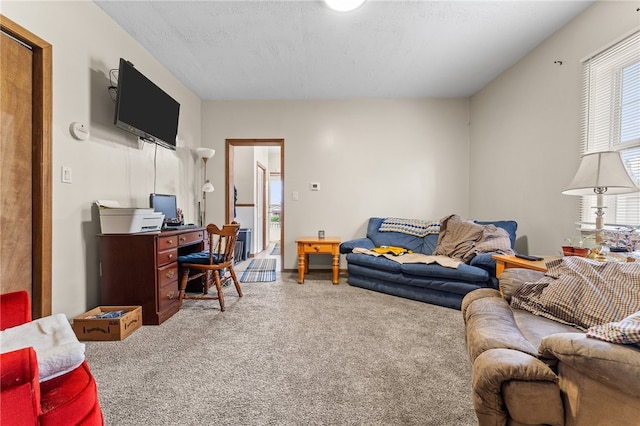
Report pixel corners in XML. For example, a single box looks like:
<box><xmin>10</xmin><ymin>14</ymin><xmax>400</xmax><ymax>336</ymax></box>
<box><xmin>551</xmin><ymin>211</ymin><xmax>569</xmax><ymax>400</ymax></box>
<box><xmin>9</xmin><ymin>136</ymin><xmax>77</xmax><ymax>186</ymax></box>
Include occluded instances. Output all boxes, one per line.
<box><xmin>238</xmin><ymin>228</ymin><xmax>252</xmax><ymax>261</ymax></box>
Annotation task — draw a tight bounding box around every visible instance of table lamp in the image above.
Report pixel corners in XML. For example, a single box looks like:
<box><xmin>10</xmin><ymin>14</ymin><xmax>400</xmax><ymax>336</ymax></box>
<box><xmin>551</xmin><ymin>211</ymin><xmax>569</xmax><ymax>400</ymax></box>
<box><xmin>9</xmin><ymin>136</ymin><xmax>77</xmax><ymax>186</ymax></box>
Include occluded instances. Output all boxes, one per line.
<box><xmin>562</xmin><ymin>151</ymin><xmax>639</xmax><ymax>244</ymax></box>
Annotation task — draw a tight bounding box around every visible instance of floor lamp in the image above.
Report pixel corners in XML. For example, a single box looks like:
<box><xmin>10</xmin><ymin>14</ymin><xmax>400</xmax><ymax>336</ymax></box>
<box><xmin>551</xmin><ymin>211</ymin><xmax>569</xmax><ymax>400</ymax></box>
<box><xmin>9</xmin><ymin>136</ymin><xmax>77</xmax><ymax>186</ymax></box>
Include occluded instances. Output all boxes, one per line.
<box><xmin>562</xmin><ymin>151</ymin><xmax>639</xmax><ymax>246</ymax></box>
<box><xmin>196</xmin><ymin>148</ymin><xmax>215</xmax><ymax>226</ymax></box>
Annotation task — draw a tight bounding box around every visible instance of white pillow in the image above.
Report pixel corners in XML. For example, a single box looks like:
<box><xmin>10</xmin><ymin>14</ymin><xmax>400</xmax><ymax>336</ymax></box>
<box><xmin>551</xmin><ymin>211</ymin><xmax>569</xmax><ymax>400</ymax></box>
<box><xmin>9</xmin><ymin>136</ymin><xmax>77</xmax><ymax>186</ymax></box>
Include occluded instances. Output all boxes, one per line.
<box><xmin>0</xmin><ymin>313</ymin><xmax>85</xmax><ymax>382</ymax></box>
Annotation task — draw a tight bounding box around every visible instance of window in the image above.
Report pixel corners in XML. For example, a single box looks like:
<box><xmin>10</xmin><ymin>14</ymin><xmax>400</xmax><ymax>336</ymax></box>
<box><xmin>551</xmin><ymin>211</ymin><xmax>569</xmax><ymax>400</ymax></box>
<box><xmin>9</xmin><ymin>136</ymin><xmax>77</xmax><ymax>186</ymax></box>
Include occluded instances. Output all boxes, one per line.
<box><xmin>579</xmin><ymin>30</ymin><xmax>640</xmax><ymax>228</ymax></box>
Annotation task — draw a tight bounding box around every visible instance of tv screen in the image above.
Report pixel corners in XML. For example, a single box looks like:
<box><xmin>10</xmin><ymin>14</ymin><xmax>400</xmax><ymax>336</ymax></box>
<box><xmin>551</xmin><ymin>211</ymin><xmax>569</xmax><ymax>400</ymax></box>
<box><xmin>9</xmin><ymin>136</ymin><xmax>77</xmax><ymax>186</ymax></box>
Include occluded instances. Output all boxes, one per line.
<box><xmin>150</xmin><ymin>193</ymin><xmax>179</xmax><ymax>225</ymax></box>
<box><xmin>114</xmin><ymin>58</ymin><xmax>180</xmax><ymax>150</ymax></box>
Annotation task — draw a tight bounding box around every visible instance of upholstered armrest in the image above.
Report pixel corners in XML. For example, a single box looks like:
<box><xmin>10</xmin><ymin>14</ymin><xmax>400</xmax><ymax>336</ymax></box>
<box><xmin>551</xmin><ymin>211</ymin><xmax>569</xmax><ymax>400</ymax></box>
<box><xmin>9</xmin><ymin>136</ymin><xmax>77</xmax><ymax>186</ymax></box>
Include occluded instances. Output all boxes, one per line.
<box><xmin>1</xmin><ymin>347</ymin><xmax>41</xmax><ymax>423</ymax></box>
<box><xmin>540</xmin><ymin>332</ymin><xmax>640</xmax><ymax>398</ymax></box>
<box><xmin>472</xmin><ymin>348</ymin><xmax>563</xmax><ymax>426</ymax></box>
<box><xmin>463</xmin><ymin>294</ymin><xmax>538</xmax><ymax>362</ymax></box>
<box><xmin>340</xmin><ymin>238</ymin><xmax>374</xmax><ymax>254</ymax></box>
<box><xmin>498</xmin><ymin>268</ymin><xmax>546</xmax><ymax>302</ymax></box>
<box><xmin>0</xmin><ymin>290</ymin><xmax>31</xmax><ymax>330</ymax></box>
<box><xmin>460</xmin><ymin>288</ymin><xmax>502</xmax><ymax>321</ymax></box>
<box><xmin>469</xmin><ymin>253</ymin><xmax>498</xmax><ymax>277</ymax></box>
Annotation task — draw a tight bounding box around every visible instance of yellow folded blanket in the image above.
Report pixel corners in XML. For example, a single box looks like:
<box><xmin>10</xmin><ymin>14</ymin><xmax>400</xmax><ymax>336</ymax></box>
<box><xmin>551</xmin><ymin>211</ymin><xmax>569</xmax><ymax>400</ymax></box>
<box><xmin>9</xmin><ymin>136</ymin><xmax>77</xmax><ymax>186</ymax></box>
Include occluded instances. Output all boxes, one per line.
<box><xmin>371</xmin><ymin>246</ymin><xmax>413</xmax><ymax>256</ymax></box>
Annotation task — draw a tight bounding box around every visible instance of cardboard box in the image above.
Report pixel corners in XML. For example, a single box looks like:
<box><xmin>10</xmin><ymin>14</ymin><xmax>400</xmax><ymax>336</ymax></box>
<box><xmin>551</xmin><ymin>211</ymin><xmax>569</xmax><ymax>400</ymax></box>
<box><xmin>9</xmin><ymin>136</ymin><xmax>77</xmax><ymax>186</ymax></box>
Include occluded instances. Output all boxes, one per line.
<box><xmin>72</xmin><ymin>306</ymin><xmax>142</xmax><ymax>341</ymax></box>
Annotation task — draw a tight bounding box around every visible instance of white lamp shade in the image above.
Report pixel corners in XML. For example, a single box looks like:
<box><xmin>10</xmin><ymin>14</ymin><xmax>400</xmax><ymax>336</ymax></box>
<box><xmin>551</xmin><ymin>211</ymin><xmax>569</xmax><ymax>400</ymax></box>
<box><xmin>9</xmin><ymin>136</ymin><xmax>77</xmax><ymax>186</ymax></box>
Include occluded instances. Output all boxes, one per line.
<box><xmin>562</xmin><ymin>151</ymin><xmax>639</xmax><ymax>196</ymax></box>
<box><xmin>196</xmin><ymin>148</ymin><xmax>215</xmax><ymax>159</ymax></box>
<box><xmin>324</xmin><ymin>0</ymin><xmax>366</xmax><ymax>12</ymax></box>
<box><xmin>202</xmin><ymin>180</ymin><xmax>214</xmax><ymax>193</ymax></box>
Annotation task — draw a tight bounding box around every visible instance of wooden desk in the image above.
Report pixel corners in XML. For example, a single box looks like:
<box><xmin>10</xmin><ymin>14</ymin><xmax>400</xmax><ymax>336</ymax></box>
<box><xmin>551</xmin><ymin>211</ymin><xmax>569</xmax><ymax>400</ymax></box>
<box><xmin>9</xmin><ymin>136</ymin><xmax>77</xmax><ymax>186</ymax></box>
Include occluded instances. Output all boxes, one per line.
<box><xmin>99</xmin><ymin>228</ymin><xmax>205</xmax><ymax>325</ymax></box>
<box><xmin>492</xmin><ymin>254</ymin><xmax>552</xmax><ymax>278</ymax></box>
<box><xmin>295</xmin><ymin>237</ymin><xmax>341</xmax><ymax>284</ymax></box>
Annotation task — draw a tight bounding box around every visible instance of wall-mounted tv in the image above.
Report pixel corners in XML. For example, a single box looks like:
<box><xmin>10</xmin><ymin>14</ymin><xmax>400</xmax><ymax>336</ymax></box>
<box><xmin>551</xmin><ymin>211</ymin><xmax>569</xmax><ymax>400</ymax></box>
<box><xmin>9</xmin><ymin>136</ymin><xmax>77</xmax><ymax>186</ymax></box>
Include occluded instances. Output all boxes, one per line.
<box><xmin>114</xmin><ymin>58</ymin><xmax>180</xmax><ymax>150</ymax></box>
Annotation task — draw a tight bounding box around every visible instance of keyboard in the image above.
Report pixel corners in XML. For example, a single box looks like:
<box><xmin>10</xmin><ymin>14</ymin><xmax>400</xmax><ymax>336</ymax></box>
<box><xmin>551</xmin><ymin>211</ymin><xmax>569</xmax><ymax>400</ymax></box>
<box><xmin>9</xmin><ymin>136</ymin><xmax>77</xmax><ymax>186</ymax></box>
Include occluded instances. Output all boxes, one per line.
<box><xmin>163</xmin><ymin>224</ymin><xmax>198</xmax><ymax>231</ymax></box>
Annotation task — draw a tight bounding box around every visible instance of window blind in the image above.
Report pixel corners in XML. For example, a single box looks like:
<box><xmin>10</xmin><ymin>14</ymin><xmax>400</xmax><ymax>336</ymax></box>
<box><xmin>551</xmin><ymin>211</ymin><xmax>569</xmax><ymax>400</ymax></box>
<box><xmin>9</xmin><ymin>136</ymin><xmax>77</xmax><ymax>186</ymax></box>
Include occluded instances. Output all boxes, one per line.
<box><xmin>579</xmin><ymin>30</ymin><xmax>640</xmax><ymax>228</ymax></box>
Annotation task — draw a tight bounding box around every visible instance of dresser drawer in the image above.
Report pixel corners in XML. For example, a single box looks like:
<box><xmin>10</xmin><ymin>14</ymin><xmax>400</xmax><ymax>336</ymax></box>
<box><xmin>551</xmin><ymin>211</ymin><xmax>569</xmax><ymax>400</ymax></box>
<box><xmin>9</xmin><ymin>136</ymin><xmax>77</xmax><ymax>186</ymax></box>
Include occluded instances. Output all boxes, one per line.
<box><xmin>300</xmin><ymin>242</ymin><xmax>334</xmax><ymax>254</ymax></box>
<box><xmin>158</xmin><ymin>235</ymin><xmax>180</xmax><ymax>251</ymax></box>
<box><xmin>177</xmin><ymin>230</ymin><xmax>205</xmax><ymax>247</ymax></box>
<box><xmin>158</xmin><ymin>279</ymin><xmax>178</xmax><ymax>312</ymax></box>
<box><xmin>157</xmin><ymin>263</ymin><xmax>178</xmax><ymax>287</ymax></box>
<box><xmin>157</xmin><ymin>248</ymin><xmax>177</xmax><ymax>267</ymax></box>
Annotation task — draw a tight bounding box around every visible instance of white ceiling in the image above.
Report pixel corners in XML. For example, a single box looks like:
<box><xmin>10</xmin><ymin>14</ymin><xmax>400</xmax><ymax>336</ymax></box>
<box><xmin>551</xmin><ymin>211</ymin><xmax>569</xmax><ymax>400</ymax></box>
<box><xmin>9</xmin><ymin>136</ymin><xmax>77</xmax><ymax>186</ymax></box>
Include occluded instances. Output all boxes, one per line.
<box><xmin>94</xmin><ymin>0</ymin><xmax>593</xmax><ymax>100</ymax></box>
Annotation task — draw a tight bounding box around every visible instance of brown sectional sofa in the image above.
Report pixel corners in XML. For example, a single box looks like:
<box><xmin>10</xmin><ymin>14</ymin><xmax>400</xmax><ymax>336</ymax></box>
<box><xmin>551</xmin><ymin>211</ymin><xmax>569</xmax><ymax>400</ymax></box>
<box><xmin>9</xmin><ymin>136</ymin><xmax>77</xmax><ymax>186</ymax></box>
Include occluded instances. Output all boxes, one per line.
<box><xmin>461</xmin><ymin>268</ymin><xmax>640</xmax><ymax>426</ymax></box>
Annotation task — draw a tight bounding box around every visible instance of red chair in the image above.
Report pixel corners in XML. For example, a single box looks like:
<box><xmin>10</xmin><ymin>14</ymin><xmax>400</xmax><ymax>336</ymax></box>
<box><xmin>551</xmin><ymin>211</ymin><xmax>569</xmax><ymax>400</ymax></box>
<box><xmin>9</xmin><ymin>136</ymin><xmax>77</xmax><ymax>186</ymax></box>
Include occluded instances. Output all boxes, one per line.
<box><xmin>0</xmin><ymin>291</ymin><xmax>103</xmax><ymax>425</ymax></box>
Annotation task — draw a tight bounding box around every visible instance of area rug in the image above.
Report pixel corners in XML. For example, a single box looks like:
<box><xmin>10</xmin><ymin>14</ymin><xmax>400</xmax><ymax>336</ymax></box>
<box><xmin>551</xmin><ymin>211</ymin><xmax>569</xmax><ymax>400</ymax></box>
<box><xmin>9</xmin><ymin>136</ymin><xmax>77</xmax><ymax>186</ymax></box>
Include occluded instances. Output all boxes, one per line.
<box><xmin>240</xmin><ymin>258</ymin><xmax>277</xmax><ymax>282</ymax></box>
<box><xmin>270</xmin><ymin>243</ymin><xmax>281</xmax><ymax>255</ymax></box>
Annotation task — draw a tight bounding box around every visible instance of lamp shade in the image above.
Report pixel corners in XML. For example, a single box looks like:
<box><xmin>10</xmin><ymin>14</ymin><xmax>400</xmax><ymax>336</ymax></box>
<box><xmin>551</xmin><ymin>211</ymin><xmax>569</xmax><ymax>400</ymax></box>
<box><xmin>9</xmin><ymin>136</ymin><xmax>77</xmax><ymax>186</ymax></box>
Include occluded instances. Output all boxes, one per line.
<box><xmin>202</xmin><ymin>180</ymin><xmax>214</xmax><ymax>193</ymax></box>
<box><xmin>324</xmin><ymin>0</ymin><xmax>366</xmax><ymax>12</ymax></box>
<box><xmin>196</xmin><ymin>148</ymin><xmax>215</xmax><ymax>159</ymax></box>
<box><xmin>562</xmin><ymin>151</ymin><xmax>639</xmax><ymax>196</ymax></box>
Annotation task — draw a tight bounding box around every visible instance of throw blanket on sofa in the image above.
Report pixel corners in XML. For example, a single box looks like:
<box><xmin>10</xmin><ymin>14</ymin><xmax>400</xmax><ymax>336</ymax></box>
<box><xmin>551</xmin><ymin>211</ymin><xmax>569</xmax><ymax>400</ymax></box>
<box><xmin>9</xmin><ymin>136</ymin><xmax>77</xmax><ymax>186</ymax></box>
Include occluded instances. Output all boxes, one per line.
<box><xmin>353</xmin><ymin>247</ymin><xmax>461</xmax><ymax>268</ymax></box>
<box><xmin>510</xmin><ymin>257</ymin><xmax>640</xmax><ymax>331</ymax></box>
<box><xmin>434</xmin><ymin>214</ymin><xmax>514</xmax><ymax>263</ymax></box>
<box><xmin>379</xmin><ymin>217</ymin><xmax>440</xmax><ymax>237</ymax></box>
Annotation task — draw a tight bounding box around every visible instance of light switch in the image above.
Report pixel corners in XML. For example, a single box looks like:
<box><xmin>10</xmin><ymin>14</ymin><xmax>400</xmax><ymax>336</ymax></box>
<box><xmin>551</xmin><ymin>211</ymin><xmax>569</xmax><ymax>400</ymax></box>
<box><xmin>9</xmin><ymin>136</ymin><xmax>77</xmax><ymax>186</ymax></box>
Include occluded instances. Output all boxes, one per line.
<box><xmin>62</xmin><ymin>166</ymin><xmax>72</xmax><ymax>183</ymax></box>
<box><xmin>292</xmin><ymin>191</ymin><xmax>299</xmax><ymax>201</ymax></box>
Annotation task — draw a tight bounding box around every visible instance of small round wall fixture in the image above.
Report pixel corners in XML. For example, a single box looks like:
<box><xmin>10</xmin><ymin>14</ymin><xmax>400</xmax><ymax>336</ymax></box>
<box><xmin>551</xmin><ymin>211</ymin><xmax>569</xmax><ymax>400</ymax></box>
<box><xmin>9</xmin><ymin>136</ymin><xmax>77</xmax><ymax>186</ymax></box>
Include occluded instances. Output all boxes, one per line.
<box><xmin>324</xmin><ymin>0</ymin><xmax>367</xmax><ymax>12</ymax></box>
<box><xmin>69</xmin><ymin>122</ymin><xmax>90</xmax><ymax>141</ymax></box>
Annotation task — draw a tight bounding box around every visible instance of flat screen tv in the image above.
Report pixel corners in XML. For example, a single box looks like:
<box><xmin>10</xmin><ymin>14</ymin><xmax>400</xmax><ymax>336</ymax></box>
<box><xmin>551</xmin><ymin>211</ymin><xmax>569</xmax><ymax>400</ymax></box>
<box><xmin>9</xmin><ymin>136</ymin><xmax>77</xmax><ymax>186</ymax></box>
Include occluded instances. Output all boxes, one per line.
<box><xmin>114</xmin><ymin>58</ymin><xmax>180</xmax><ymax>150</ymax></box>
<box><xmin>150</xmin><ymin>193</ymin><xmax>180</xmax><ymax>226</ymax></box>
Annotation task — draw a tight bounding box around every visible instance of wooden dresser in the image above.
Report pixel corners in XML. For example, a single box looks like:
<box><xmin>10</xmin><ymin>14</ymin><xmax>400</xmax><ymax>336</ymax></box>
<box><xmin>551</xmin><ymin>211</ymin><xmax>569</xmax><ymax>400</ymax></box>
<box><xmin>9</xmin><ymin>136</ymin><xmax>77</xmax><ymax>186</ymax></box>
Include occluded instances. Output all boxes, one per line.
<box><xmin>99</xmin><ymin>228</ymin><xmax>205</xmax><ymax>325</ymax></box>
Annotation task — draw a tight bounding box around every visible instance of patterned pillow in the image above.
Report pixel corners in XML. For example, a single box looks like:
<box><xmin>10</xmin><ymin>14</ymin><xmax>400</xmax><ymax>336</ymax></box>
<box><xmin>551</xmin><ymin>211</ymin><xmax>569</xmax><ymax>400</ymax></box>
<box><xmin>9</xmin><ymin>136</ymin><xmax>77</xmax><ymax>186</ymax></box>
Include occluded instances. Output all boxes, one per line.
<box><xmin>587</xmin><ymin>310</ymin><xmax>640</xmax><ymax>345</ymax></box>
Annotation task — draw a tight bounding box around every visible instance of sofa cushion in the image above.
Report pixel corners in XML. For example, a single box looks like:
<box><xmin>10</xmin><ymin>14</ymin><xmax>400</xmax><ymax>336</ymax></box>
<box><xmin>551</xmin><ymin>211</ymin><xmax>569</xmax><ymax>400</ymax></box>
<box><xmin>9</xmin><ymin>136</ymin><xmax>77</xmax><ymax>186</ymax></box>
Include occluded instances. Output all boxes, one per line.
<box><xmin>474</xmin><ymin>220</ymin><xmax>518</xmax><ymax>249</ymax></box>
<box><xmin>340</xmin><ymin>238</ymin><xmax>374</xmax><ymax>254</ymax></box>
<box><xmin>400</xmin><ymin>262</ymin><xmax>489</xmax><ymax>283</ymax></box>
<box><xmin>366</xmin><ymin>217</ymin><xmax>427</xmax><ymax>253</ymax></box>
<box><xmin>345</xmin><ymin>253</ymin><xmax>402</xmax><ymax>273</ymax></box>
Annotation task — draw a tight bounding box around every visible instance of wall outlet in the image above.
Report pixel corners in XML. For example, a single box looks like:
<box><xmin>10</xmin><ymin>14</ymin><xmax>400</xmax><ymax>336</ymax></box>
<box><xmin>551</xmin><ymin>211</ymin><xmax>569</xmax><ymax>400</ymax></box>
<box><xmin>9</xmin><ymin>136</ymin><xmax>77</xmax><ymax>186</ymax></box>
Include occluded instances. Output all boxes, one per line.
<box><xmin>310</xmin><ymin>182</ymin><xmax>320</xmax><ymax>191</ymax></box>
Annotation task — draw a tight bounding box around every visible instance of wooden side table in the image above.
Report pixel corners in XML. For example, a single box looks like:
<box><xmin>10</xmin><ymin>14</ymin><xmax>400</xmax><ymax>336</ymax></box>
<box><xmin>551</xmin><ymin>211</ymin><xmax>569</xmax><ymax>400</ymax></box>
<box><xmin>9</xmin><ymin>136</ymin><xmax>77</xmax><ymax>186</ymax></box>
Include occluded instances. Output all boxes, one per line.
<box><xmin>492</xmin><ymin>254</ymin><xmax>552</xmax><ymax>278</ymax></box>
<box><xmin>295</xmin><ymin>237</ymin><xmax>341</xmax><ymax>284</ymax></box>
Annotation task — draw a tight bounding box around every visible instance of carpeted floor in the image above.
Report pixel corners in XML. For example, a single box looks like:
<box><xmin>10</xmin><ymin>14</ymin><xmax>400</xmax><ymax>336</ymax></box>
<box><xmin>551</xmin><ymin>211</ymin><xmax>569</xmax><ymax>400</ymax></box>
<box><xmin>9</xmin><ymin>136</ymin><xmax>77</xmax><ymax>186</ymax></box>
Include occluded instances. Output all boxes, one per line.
<box><xmin>85</xmin><ymin>272</ymin><xmax>476</xmax><ymax>425</ymax></box>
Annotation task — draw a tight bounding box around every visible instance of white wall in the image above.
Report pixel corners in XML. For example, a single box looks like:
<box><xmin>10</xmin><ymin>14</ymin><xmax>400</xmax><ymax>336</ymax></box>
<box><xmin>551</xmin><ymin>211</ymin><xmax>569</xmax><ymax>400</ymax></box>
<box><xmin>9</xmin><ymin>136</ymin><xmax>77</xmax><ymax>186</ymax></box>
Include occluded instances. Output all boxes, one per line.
<box><xmin>3</xmin><ymin>1</ymin><xmax>202</xmax><ymax>317</ymax></box>
<box><xmin>202</xmin><ymin>99</ymin><xmax>471</xmax><ymax>269</ymax></box>
<box><xmin>469</xmin><ymin>1</ymin><xmax>638</xmax><ymax>256</ymax></box>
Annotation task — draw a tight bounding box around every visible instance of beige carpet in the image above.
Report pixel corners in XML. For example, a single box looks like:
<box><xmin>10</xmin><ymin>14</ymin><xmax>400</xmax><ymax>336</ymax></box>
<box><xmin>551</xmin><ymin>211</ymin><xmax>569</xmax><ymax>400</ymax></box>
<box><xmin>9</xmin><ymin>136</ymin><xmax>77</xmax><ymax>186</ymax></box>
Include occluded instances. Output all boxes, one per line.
<box><xmin>85</xmin><ymin>272</ymin><xmax>477</xmax><ymax>425</ymax></box>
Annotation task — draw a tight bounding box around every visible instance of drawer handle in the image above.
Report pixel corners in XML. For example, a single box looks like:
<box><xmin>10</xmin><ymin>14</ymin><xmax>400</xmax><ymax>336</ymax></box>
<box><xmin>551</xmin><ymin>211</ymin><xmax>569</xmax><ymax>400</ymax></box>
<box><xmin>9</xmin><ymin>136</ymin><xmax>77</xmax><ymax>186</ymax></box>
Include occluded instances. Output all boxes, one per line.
<box><xmin>167</xmin><ymin>291</ymin><xmax>175</xmax><ymax>299</ymax></box>
<box><xmin>167</xmin><ymin>254</ymin><xmax>173</xmax><ymax>260</ymax></box>
<box><xmin>314</xmin><ymin>246</ymin><xmax>320</xmax><ymax>252</ymax></box>
<box><xmin>167</xmin><ymin>239</ymin><xmax>174</xmax><ymax>246</ymax></box>
<box><xmin>179</xmin><ymin>237</ymin><xmax>186</xmax><ymax>242</ymax></box>
<box><xmin>166</xmin><ymin>270</ymin><xmax>175</xmax><ymax>279</ymax></box>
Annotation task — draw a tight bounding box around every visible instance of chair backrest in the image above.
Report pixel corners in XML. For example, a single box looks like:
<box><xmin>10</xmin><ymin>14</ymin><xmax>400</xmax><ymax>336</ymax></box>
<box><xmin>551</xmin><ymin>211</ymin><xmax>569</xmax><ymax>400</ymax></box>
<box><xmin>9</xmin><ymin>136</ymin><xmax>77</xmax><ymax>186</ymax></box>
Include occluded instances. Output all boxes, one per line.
<box><xmin>206</xmin><ymin>222</ymin><xmax>241</xmax><ymax>267</ymax></box>
<box><xmin>0</xmin><ymin>290</ymin><xmax>32</xmax><ymax>330</ymax></box>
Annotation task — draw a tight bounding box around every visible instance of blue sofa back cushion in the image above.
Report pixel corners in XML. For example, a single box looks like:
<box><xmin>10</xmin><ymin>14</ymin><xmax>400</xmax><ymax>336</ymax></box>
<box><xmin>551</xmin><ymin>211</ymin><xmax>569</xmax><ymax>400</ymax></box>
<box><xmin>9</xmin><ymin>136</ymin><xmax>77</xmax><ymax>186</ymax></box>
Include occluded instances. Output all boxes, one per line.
<box><xmin>474</xmin><ymin>220</ymin><xmax>518</xmax><ymax>249</ymax></box>
<box><xmin>366</xmin><ymin>217</ymin><xmax>436</xmax><ymax>254</ymax></box>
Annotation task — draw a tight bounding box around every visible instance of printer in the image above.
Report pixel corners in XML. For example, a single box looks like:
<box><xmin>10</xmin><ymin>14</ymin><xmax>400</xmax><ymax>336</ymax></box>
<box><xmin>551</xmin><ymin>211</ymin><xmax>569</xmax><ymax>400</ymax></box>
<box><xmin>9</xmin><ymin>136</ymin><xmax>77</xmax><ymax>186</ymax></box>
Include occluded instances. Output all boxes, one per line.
<box><xmin>96</xmin><ymin>200</ymin><xmax>164</xmax><ymax>234</ymax></box>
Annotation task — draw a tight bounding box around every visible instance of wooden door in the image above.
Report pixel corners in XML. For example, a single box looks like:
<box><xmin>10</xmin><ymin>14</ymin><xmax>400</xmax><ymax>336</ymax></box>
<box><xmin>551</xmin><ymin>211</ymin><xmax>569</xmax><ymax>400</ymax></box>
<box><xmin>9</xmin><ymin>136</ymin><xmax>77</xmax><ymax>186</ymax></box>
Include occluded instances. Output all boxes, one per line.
<box><xmin>0</xmin><ymin>16</ymin><xmax>52</xmax><ymax>318</ymax></box>
<box><xmin>1</xmin><ymin>32</ymin><xmax>33</xmax><ymax>296</ymax></box>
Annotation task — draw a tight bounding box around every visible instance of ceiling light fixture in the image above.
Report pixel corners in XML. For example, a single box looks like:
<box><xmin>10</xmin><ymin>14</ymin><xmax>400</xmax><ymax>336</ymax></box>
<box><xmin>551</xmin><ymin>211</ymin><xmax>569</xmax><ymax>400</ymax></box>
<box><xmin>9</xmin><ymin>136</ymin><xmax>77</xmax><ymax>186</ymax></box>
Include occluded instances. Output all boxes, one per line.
<box><xmin>324</xmin><ymin>0</ymin><xmax>367</xmax><ymax>12</ymax></box>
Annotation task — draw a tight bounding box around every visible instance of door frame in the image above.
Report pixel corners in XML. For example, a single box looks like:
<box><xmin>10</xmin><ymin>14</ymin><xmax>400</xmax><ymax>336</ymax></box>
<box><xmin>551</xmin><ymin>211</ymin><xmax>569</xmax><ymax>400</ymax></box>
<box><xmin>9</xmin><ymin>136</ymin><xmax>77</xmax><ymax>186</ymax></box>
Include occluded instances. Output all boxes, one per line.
<box><xmin>225</xmin><ymin>139</ymin><xmax>284</xmax><ymax>269</ymax></box>
<box><xmin>256</xmin><ymin>161</ymin><xmax>267</xmax><ymax>252</ymax></box>
<box><xmin>1</xmin><ymin>16</ymin><xmax>52</xmax><ymax>318</ymax></box>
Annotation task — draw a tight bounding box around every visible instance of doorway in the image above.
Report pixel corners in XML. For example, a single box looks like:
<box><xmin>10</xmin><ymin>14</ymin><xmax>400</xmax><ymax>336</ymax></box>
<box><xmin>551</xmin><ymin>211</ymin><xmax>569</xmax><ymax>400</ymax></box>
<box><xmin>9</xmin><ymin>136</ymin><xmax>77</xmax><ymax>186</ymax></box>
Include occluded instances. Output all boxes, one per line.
<box><xmin>225</xmin><ymin>139</ymin><xmax>284</xmax><ymax>270</ymax></box>
<box><xmin>0</xmin><ymin>16</ymin><xmax>52</xmax><ymax>318</ymax></box>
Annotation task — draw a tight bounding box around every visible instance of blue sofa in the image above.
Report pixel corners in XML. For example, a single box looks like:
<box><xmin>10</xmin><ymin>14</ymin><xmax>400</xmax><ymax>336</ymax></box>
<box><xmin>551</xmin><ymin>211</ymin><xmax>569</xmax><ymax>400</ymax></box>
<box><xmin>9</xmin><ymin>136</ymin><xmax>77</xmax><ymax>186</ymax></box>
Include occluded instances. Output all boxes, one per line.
<box><xmin>340</xmin><ymin>217</ymin><xmax>517</xmax><ymax>310</ymax></box>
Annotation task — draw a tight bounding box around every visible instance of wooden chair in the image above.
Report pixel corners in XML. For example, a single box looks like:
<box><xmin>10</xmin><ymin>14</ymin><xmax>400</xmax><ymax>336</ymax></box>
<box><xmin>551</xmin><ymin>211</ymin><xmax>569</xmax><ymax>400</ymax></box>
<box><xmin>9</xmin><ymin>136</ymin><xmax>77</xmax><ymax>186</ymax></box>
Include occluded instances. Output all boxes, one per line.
<box><xmin>178</xmin><ymin>222</ymin><xmax>242</xmax><ymax>311</ymax></box>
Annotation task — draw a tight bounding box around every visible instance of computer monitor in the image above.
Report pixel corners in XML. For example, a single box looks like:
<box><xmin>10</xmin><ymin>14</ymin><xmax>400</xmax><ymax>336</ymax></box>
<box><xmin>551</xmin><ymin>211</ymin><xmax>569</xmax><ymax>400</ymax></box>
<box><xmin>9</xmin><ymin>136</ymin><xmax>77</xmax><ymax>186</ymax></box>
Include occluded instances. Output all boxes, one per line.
<box><xmin>149</xmin><ymin>193</ymin><xmax>179</xmax><ymax>225</ymax></box>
